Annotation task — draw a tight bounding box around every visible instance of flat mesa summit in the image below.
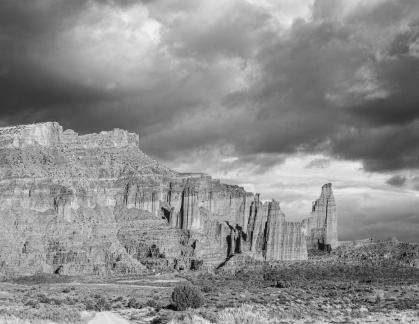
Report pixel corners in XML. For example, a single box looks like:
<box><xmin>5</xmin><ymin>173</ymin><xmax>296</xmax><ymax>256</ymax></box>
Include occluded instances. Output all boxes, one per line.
<box><xmin>0</xmin><ymin>122</ymin><xmax>337</xmax><ymax>277</ymax></box>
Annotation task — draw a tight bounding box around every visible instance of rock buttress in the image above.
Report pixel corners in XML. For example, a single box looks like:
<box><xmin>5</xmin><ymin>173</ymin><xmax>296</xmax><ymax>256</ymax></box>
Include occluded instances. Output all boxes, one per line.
<box><xmin>0</xmin><ymin>123</ymin><xmax>338</xmax><ymax>277</ymax></box>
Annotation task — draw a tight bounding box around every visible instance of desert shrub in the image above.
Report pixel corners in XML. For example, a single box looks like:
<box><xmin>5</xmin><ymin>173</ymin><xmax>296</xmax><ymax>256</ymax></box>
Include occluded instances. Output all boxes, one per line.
<box><xmin>216</xmin><ymin>304</ymin><xmax>285</xmax><ymax>324</ymax></box>
<box><xmin>24</xmin><ymin>298</ymin><xmax>39</xmax><ymax>308</ymax></box>
<box><xmin>234</xmin><ymin>267</ymin><xmax>264</xmax><ymax>282</ymax></box>
<box><xmin>0</xmin><ymin>305</ymin><xmax>82</xmax><ymax>323</ymax></box>
<box><xmin>38</xmin><ymin>305</ymin><xmax>82</xmax><ymax>322</ymax></box>
<box><xmin>171</xmin><ymin>283</ymin><xmax>204</xmax><ymax>311</ymax></box>
<box><xmin>50</xmin><ymin>298</ymin><xmax>63</xmax><ymax>306</ymax></box>
<box><xmin>84</xmin><ymin>296</ymin><xmax>111</xmax><ymax>311</ymax></box>
<box><xmin>83</xmin><ymin>298</ymin><xmax>96</xmax><ymax>311</ymax></box>
<box><xmin>274</xmin><ymin>280</ymin><xmax>292</xmax><ymax>288</ymax></box>
<box><xmin>37</xmin><ymin>293</ymin><xmax>50</xmax><ymax>304</ymax></box>
<box><xmin>200</xmin><ymin>285</ymin><xmax>213</xmax><ymax>293</ymax></box>
<box><xmin>168</xmin><ymin>313</ymin><xmax>211</xmax><ymax>324</ymax></box>
<box><xmin>64</xmin><ymin>296</ymin><xmax>76</xmax><ymax>305</ymax></box>
<box><xmin>262</xmin><ymin>271</ymin><xmax>276</xmax><ymax>282</ymax></box>
<box><xmin>127</xmin><ymin>297</ymin><xmax>142</xmax><ymax>309</ymax></box>
<box><xmin>114</xmin><ymin>296</ymin><xmax>124</xmax><ymax>302</ymax></box>
<box><xmin>95</xmin><ymin>296</ymin><xmax>111</xmax><ymax>311</ymax></box>
<box><xmin>146</xmin><ymin>299</ymin><xmax>160</xmax><ymax>309</ymax></box>
<box><xmin>34</xmin><ymin>294</ymin><xmax>63</xmax><ymax>306</ymax></box>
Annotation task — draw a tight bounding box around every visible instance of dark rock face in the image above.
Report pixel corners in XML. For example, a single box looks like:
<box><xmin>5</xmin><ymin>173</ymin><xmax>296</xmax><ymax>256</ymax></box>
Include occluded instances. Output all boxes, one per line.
<box><xmin>0</xmin><ymin>123</ymin><xmax>336</xmax><ymax>277</ymax></box>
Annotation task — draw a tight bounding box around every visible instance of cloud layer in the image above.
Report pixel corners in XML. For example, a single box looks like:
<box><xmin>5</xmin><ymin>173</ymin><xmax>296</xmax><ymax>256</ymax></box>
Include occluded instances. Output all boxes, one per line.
<box><xmin>1</xmin><ymin>0</ymin><xmax>418</xmax><ymax>241</ymax></box>
<box><xmin>1</xmin><ymin>0</ymin><xmax>419</xmax><ymax>172</ymax></box>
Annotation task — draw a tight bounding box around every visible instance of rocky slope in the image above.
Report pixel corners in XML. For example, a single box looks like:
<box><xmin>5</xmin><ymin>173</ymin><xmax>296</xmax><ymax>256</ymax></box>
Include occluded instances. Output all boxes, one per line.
<box><xmin>0</xmin><ymin>123</ymin><xmax>335</xmax><ymax>277</ymax></box>
<box><xmin>332</xmin><ymin>239</ymin><xmax>419</xmax><ymax>268</ymax></box>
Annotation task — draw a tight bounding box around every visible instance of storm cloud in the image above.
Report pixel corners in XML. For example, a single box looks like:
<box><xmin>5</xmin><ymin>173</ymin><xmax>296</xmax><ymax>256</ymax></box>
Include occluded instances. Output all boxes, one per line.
<box><xmin>1</xmin><ymin>0</ymin><xmax>418</xmax><ymax>173</ymax></box>
<box><xmin>1</xmin><ymin>0</ymin><xmax>418</xmax><ymax>241</ymax></box>
<box><xmin>386</xmin><ymin>175</ymin><xmax>407</xmax><ymax>187</ymax></box>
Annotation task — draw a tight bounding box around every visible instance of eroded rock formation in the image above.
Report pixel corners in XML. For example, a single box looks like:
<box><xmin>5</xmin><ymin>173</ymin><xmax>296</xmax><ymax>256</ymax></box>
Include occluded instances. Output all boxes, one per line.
<box><xmin>302</xmin><ymin>183</ymin><xmax>338</xmax><ymax>250</ymax></box>
<box><xmin>0</xmin><ymin>123</ymin><xmax>337</xmax><ymax>277</ymax></box>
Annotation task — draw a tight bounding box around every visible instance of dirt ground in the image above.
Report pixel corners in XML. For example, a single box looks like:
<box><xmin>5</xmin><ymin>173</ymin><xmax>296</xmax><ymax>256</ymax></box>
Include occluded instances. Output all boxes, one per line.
<box><xmin>0</xmin><ymin>259</ymin><xmax>418</xmax><ymax>323</ymax></box>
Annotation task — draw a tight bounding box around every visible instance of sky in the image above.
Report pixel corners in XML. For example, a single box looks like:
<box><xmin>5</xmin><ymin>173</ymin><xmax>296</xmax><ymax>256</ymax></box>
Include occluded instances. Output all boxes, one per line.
<box><xmin>0</xmin><ymin>0</ymin><xmax>418</xmax><ymax>242</ymax></box>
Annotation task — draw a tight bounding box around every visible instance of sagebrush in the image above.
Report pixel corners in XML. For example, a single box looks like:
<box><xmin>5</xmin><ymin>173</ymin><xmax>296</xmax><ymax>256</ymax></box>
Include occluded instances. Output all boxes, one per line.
<box><xmin>171</xmin><ymin>283</ymin><xmax>204</xmax><ymax>311</ymax></box>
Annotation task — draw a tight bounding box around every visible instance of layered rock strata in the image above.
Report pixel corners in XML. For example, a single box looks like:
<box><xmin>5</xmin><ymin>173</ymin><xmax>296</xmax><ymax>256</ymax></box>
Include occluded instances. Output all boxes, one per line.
<box><xmin>302</xmin><ymin>183</ymin><xmax>338</xmax><ymax>250</ymax></box>
<box><xmin>0</xmin><ymin>123</ymin><xmax>336</xmax><ymax>277</ymax></box>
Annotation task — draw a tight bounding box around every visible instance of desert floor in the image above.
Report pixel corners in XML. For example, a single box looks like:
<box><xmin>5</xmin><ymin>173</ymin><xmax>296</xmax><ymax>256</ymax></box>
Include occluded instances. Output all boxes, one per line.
<box><xmin>0</xmin><ymin>253</ymin><xmax>418</xmax><ymax>323</ymax></box>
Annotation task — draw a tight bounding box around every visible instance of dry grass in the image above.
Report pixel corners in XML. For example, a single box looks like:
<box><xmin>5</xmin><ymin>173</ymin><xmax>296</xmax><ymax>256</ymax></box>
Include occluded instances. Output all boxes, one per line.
<box><xmin>11</xmin><ymin>274</ymin><xmax>74</xmax><ymax>285</ymax></box>
<box><xmin>0</xmin><ymin>258</ymin><xmax>417</xmax><ymax>323</ymax></box>
<box><xmin>0</xmin><ymin>304</ymin><xmax>86</xmax><ymax>324</ymax></box>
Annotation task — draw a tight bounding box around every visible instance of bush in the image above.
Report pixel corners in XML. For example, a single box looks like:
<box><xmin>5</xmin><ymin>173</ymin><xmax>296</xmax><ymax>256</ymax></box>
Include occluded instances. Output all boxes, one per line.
<box><xmin>127</xmin><ymin>297</ymin><xmax>142</xmax><ymax>309</ymax></box>
<box><xmin>114</xmin><ymin>296</ymin><xmax>123</xmax><ymax>302</ymax></box>
<box><xmin>200</xmin><ymin>285</ymin><xmax>213</xmax><ymax>293</ymax></box>
<box><xmin>84</xmin><ymin>296</ymin><xmax>111</xmax><ymax>311</ymax></box>
<box><xmin>275</xmin><ymin>280</ymin><xmax>291</xmax><ymax>288</ymax></box>
<box><xmin>95</xmin><ymin>297</ymin><xmax>111</xmax><ymax>311</ymax></box>
<box><xmin>83</xmin><ymin>298</ymin><xmax>96</xmax><ymax>311</ymax></box>
<box><xmin>37</xmin><ymin>293</ymin><xmax>50</xmax><ymax>304</ymax></box>
<box><xmin>146</xmin><ymin>299</ymin><xmax>159</xmax><ymax>309</ymax></box>
<box><xmin>24</xmin><ymin>299</ymin><xmax>39</xmax><ymax>308</ymax></box>
<box><xmin>171</xmin><ymin>283</ymin><xmax>204</xmax><ymax>311</ymax></box>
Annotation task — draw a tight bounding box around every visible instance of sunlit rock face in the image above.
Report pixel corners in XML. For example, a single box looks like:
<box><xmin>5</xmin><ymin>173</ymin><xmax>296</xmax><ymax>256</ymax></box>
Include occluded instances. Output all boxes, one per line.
<box><xmin>0</xmin><ymin>123</ymin><xmax>333</xmax><ymax>277</ymax></box>
<box><xmin>303</xmin><ymin>183</ymin><xmax>338</xmax><ymax>250</ymax></box>
<box><xmin>0</xmin><ymin>122</ymin><xmax>62</xmax><ymax>148</ymax></box>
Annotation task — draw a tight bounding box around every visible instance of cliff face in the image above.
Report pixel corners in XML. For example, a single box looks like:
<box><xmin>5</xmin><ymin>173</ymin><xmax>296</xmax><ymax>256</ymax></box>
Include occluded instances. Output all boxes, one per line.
<box><xmin>303</xmin><ymin>183</ymin><xmax>338</xmax><ymax>250</ymax></box>
<box><xmin>0</xmin><ymin>122</ymin><xmax>63</xmax><ymax>148</ymax></box>
<box><xmin>0</xmin><ymin>123</ymin><xmax>335</xmax><ymax>277</ymax></box>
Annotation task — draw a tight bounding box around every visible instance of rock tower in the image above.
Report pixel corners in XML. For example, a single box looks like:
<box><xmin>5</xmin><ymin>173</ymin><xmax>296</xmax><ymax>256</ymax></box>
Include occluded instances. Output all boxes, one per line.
<box><xmin>303</xmin><ymin>183</ymin><xmax>338</xmax><ymax>250</ymax></box>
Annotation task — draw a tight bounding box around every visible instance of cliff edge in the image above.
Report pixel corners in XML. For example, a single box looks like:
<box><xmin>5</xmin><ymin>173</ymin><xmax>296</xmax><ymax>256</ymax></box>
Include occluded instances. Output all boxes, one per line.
<box><xmin>0</xmin><ymin>123</ymin><xmax>337</xmax><ymax>277</ymax></box>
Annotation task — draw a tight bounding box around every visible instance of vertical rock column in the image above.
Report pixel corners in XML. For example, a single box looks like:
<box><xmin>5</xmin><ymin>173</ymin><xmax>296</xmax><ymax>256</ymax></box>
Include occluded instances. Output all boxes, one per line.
<box><xmin>322</xmin><ymin>183</ymin><xmax>338</xmax><ymax>248</ymax></box>
<box><xmin>180</xmin><ymin>187</ymin><xmax>200</xmax><ymax>230</ymax></box>
<box><xmin>264</xmin><ymin>200</ymin><xmax>285</xmax><ymax>260</ymax></box>
<box><xmin>166</xmin><ymin>182</ymin><xmax>183</xmax><ymax>228</ymax></box>
<box><xmin>236</xmin><ymin>193</ymin><xmax>253</xmax><ymax>233</ymax></box>
<box><xmin>307</xmin><ymin>183</ymin><xmax>338</xmax><ymax>249</ymax></box>
<box><xmin>250</xmin><ymin>201</ymin><xmax>269</xmax><ymax>253</ymax></box>
<box><xmin>283</xmin><ymin>222</ymin><xmax>307</xmax><ymax>260</ymax></box>
<box><xmin>247</xmin><ymin>194</ymin><xmax>269</xmax><ymax>253</ymax></box>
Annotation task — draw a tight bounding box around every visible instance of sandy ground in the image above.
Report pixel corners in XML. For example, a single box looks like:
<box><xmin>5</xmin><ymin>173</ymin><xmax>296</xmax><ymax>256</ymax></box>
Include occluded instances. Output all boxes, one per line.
<box><xmin>87</xmin><ymin>312</ymin><xmax>130</xmax><ymax>324</ymax></box>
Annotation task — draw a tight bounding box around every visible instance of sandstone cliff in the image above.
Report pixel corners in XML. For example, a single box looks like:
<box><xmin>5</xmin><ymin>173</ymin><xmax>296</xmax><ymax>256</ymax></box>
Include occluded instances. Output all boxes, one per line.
<box><xmin>0</xmin><ymin>123</ymin><xmax>336</xmax><ymax>277</ymax></box>
<box><xmin>303</xmin><ymin>183</ymin><xmax>338</xmax><ymax>250</ymax></box>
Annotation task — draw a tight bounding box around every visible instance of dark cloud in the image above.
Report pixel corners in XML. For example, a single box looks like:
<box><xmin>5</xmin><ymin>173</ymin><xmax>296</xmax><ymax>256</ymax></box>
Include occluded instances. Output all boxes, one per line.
<box><xmin>331</xmin><ymin>121</ymin><xmax>419</xmax><ymax>171</ymax></box>
<box><xmin>0</xmin><ymin>0</ymin><xmax>112</xmax><ymax>126</ymax></box>
<box><xmin>338</xmin><ymin>192</ymin><xmax>419</xmax><ymax>243</ymax></box>
<box><xmin>157</xmin><ymin>1</ymin><xmax>275</xmax><ymax>61</ymax></box>
<box><xmin>0</xmin><ymin>0</ymin><xmax>235</xmax><ymax>136</ymax></box>
<box><xmin>386</xmin><ymin>175</ymin><xmax>407</xmax><ymax>187</ymax></box>
<box><xmin>1</xmin><ymin>0</ymin><xmax>419</xmax><ymax>176</ymax></box>
<box><xmin>1</xmin><ymin>0</ymin><xmax>418</xmax><ymax>245</ymax></box>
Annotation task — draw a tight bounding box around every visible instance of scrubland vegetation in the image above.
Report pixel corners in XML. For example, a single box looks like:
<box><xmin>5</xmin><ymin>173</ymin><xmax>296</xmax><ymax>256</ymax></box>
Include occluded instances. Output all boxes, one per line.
<box><xmin>0</xmin><ymin>247</ymin><xmax>418</xmax><ymax>323</ymax></box>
